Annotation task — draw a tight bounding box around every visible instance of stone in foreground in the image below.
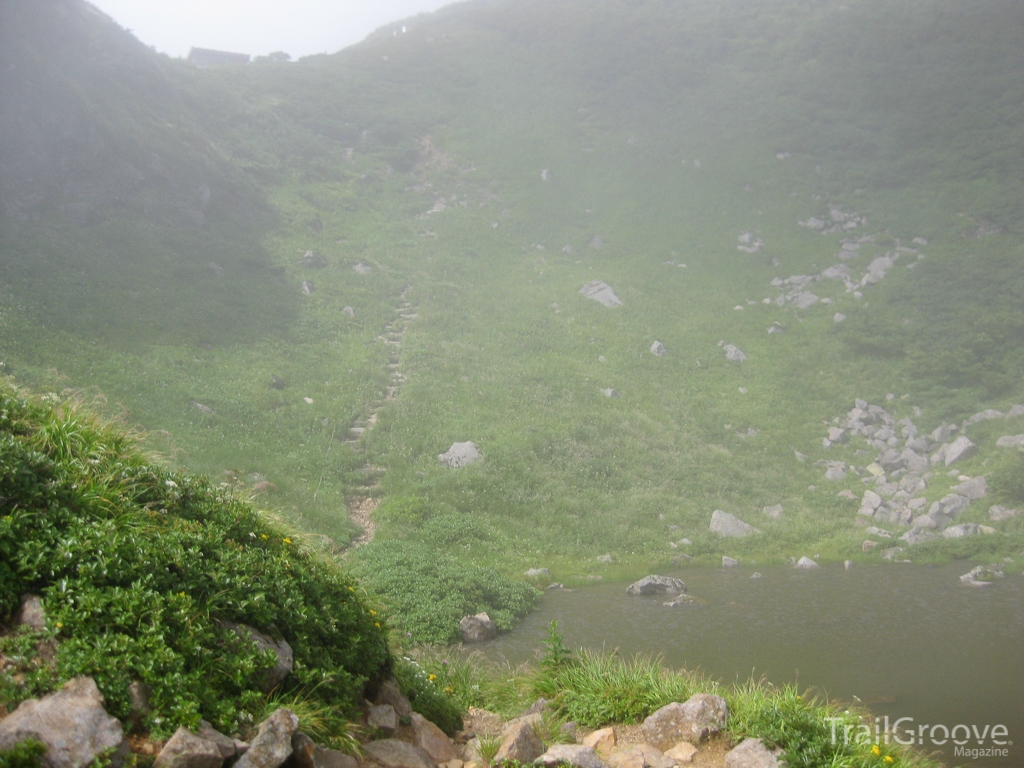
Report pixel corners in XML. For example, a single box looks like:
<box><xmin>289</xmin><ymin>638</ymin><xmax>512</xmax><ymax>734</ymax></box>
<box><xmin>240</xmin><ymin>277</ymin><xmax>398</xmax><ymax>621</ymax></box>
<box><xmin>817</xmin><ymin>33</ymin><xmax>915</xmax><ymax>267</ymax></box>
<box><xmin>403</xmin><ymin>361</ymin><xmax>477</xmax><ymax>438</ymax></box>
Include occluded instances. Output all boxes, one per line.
<box><xmin>581</xmin><ymin>728</ymin><xmax>616</xmax><ymax>757</ymax></box>
<box><xmin>364</xmin><ymin>740</ymin><xmax>435</xmax><ymax>768</ymax></box>
<box><xmin>460</xmin><ymin>612</ymin><xmax>498</xmax><ymax>643</ymax></box>
<box><xmin>535</xmin><ymin>745</ymin><xmax>606</xmax><ymax>768</ymax></box>
<box><xmin>411</xmin><ymin>714</ymin><xmax>457</xmax><ymax>763</ymax></box>
<box><xmin>724</xmin><ymin>738</ymin><xmax>784</xmax><ymax>768</ymax></box>
<box><xmin>626</xmin><ymin>575</ymin><xmax>686</xmax><ymax>596</ymax></box>
<box><xmin>0</xmin><ymin>677</ymin><xmax>129</xmax><ymax>768</ymax></box>
<box><xmin>664</xmin><ymin>743</ymin><xmax>698</xmax><ymax>764</ymax></box>
<box><xmin>494</xmin><ymin>721</ymin><xmax>544</xmax><ymax>764</ymax></box>
<box><xmin>234</xmin><ymin>709</ymin><xmax>299</xmax><ymax>768</ymax></box>
<box><xmin>710</xmin><ymin>510</ymin><xmax>760</xmax><ymax>538</ymax></box>
<box><xmin>640</xmin><ymin>695</ymin><xmax>729</xmax><ymax>750</ymax></box>
<box><xmin>154</xmin><ymin>726</ymin><xmax>228</xmax><ymax>768</ymax></box>
<box><xmin>438</xmin><ymin>442</ymin><xmax>482</xmax><ymax>468</ymax></box>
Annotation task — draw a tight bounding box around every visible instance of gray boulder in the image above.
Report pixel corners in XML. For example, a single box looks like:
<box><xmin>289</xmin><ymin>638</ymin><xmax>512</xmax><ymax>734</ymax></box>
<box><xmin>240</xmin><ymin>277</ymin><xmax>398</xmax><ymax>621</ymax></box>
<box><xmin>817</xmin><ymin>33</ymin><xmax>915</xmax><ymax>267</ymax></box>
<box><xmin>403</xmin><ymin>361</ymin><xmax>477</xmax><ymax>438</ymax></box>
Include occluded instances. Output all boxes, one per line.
<box><xmin>795</xmin><ymin>557</ymin><xmax>819</xmax><ymax>569</ymax></box>
<box><xmin>725</xmin><ymin>738</ymin><xmax>784</xmax><ymax>768</ymax></box>
<box><xmin>626</xmin><ymin>576</ymin><xmax>687</xmax><ymax>596</ymax></box>
<box><xmin>944</xmin><ymin>436</ymin><xmax>978</xmax><ymax>466</ymax></box>
<box><xmin>234</xmin><ymin>709</ymin><xmax>299</xmax><ymax>768</ymax></box>
<box><xmin>995</xmin><ymin>435</ymin><xmax>1024</xmax><ymax>449</ymax></box>
<box><xmin>460</xmin><ymin>612</ymin><xmax>498</xmax><ymax>643</ymax></box>
<box><xmin>965</xmin><ymin>409</ymin><xmax>1004</xmax><ymax>426</ymax></box>
<box><xmin>525</xmin><ymin>568</ymin><xmax>551</xmax><ymax>579</ymax></box>
<box><xmin>825</xmin><ymin>466</ymin><xmax>846</xmax><ymax>481</ymax></box>
<box><xmin>0</xmin><ymin>677</ymin><xmax>129</xmax><ymax>768</ymax></box>
<box><xmin>640</xmin><ymin>695</ymin><xmax>729</xmax><ymax>750</ymax></box>
<box><xmin>218</xmin><ymin>622</ymin><xmax>293</xmax><ymax>693</ymax></box>
<box><xmin>364</xmin><ymin>741</ymin><xmax>435</xmax><ymax>768</ymax></box>
<box><xmin>650</xmin><ymin>341</ymin><xmax>667</xmax><ymax>357</ymax></box>
<box><xmin>291</xmin><ymin>734</ymin><xmax>357</xmax><ymax>768</ymax></box>
<box><xmin>927</xmin><ymin>494</ymin><xmax>971</xmax><ymax>526</ymax></box>
<box><xmin>579</xmin><ymin>281</ymin><xmax>622</xmax><ymax>308</ymax></box>
<box><xmin>438</xmin><ymin>441</ymin><xmax>482</xmax><ymax>468</ymax></box>
<box><xmin>16</xmin><ymin>594</ymin><xmax>46</xmax><ymax>631</ymax></box>
<box><xmin>943</xmin><ymin>524</ymin><xmax>981</xmax><ymax>538</ymax></box>
<box><xmin>722</xmin><ymin>556</ymin><xmax>739</xmax><ymax>568</ymax></box>
<box><xmin>494</xmin><ymin>721</ymin><xmax>544</xmax><ymax>765</ymax></box>
<box><xmin>900</xmin><ymin>527</ymin><xmax>941</xmax><ymax>546</ymax></box>
<box><xmin>791</xmin><ymin>292</ymin><xmax>819</xmax><ymax>309</ymax></box>
<box><xmin>723</xmin><ymin>345</ymin><xmax>746</xmax><ymax>363</ymax></box>
<box><xmin>410</xmin><ymin>713</ymin><xmax>456</xmax><ymax>763</ymax></box>
<box><xmin>1008</xmin><ymin>404</ymin><xmax>1024</xmax><ymax>418</ymax></box>
<box><xmin>710</xmin><ymin>510</ymin><xmax>760</xmax><ymax>538</ymax></box>
<box><xmin>367</xmin><ymin>705</ymin><xmax>398</xmax><ymax>737</ymax></box>
<box><xmin>154</xmin><ymin>727</ymin><xmax>227</xmax><ymax>768</ymax></box>
<box><xmin>374</xmin><ymin>678</ymin><xmax>413</xmax><ymax>719</ymax></box>
<box><xmin>535</xmin><ymin>745</ymin><xmax>606</xmax><ymax>768</ymax></box>
<box><xmin>989</xmin><ymin>505</ymin><xmax>1020</xmax><ymax>522</ymax></box>
<box><xmin>952</xmin><ymin>476</ymin><xmax>988</xmax><ymax>500</ymax></box>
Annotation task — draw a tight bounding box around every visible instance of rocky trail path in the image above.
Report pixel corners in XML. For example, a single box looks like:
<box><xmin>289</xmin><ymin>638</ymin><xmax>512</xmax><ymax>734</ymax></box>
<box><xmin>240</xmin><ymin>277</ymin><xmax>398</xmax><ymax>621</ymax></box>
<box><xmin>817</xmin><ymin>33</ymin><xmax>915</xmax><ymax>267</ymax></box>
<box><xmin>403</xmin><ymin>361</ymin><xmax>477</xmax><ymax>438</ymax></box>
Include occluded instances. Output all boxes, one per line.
<box><xmin>343</xmin><ymin>289</ymin><xmax>418</xmax><ymax>548</ymax></box>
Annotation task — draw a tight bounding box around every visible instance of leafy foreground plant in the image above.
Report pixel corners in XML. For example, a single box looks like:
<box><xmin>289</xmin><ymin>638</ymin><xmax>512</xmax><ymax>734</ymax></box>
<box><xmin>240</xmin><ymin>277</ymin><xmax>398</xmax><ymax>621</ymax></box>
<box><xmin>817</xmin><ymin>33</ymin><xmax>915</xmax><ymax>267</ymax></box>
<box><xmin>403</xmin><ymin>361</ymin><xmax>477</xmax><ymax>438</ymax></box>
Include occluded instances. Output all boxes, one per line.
<box><xmin>0</xmin><ymin>383</ymin><xmax>390</xmax><ymax>737</ymax></box>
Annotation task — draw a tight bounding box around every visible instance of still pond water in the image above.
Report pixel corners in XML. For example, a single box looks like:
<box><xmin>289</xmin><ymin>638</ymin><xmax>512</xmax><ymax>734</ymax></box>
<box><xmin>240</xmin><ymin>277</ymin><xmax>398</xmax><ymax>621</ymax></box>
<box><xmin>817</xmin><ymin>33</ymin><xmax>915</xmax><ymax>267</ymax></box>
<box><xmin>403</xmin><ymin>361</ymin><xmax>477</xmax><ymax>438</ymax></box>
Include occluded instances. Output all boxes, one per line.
<box><xmin>481</xmin><ymin>563</ymin><xmax>1024</xmax><ymax>767</ymax></box>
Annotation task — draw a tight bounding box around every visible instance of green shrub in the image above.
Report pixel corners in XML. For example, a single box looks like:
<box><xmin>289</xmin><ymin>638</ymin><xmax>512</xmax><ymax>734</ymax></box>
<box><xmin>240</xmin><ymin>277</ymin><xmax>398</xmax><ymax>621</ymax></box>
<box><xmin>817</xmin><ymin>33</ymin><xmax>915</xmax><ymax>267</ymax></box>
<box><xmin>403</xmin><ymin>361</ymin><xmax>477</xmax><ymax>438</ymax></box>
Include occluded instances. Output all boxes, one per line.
<box><xmin>0</xmin><ymin>384</ymin><xmax>391</xmax><ymax>736</ymax></box>
<box><xmin>0</xmin><ymin>740</ymin><xmax>46</xmax><ymax>768</ymax></box>
<box><xmin>352</xmin><ymin>540</ymin><xmax>538</xmax><ymax>645</ymax></box>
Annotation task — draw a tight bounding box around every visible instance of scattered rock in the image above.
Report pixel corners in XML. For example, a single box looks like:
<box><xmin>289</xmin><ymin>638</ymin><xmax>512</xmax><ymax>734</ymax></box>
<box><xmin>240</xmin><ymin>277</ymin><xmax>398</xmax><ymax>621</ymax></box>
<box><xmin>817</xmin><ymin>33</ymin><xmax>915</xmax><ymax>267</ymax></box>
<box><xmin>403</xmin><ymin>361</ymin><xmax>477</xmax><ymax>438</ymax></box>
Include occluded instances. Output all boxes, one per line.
<box><xmin>411</xmin><ymin>714</ymin><xmax>457</xmax><ymax>763</ymax></box>
<box><xmin>959</xmin><ymin>565</ymin><xmax>1004</xmax><ymax>586</ymax></box>
<box><xmin>301</xmin><ymin>281</ymin><xmax>315</xmax><ymax>295</ymax></box>
<box><xmin>899</xmin><ymin>527</ymin><xmax>941</xmax><ymax>546</ymax></box>
<box><xmin>989</xmin><ymin>505</ymin><xmax>1019</xmax><ymax>522</ymax></box>
<box><xmin>234</xmin><ymin>709</ymin><xmax>299</xmax><ymax>768</ymax></box>
<box><xmin>368</xmin><ymin>705</ymin><xmax>399</xmax><ymax>737</ymax></box>
<box><xmin>364</xmin><ymin>740</ymin><xmax>435</xmax><ymax>768</ymax></box>
<box><xmin>944</xmin><ymin>436</ymin><xmax>978</xmax><ymax>467</ymax></box>
<box><xmin>795</xmin><ymin>557</ymin><xmax>819</xmax><ymax>569</ymax></box>
<box><xmin>723</xmin><ymin>345</ymin><xmax>746</xmax><ymax>363</ymax></box>
<box><xmin>0</xmin><ymin>677</ymin><xmax>130</xmax><ymax>768</ymax></box>
<box><xmin>438</xmin><ymin>442</ymin><xmax>482</xmax><ymax>468</ymax></box>
<box><xmin>525</xmin><ymin>568</ymin><xmax>551</xmax><ymax>579</ymax></box>
<box><xmin>722</xmin><ymin>556</ymin><xmax>739</xmax><ymax>568</ymax></box>
<box><xmin>299</xmin><ymin>251</ymin><xmax>326</xmax><ymax>269</ymax></box>
<box><xmin>581</xmin><ymin>728</ymin><xmax>616</xmax><ymax>757</ymax></box>
<box><xmin>535</xmin><ymin>745</ymin><xmax>606</xmax><ymax>768</ymax></box>
<box><xmin>650</xmin><ymin>341</ymin><xmax>667</xmax><ymax>357</ymax></box>
<box><xmin>460</xmin><ymin>613</ymin><xmax>498</xmax><ymax>643</ymax></box>
<box><xmin>374</xmin><ymin>678</ymin><xmax>413</xmax><ymax>719</ymax></box>
<box><xmin>951</xmin><ymin>476</ymin><xmax>988</xmax><ymax>500</ymax></box>
<box><xmin>724</xmin><ymin>738</ymin><xmax>784</xmax><ymax>768</ymax></box>
<box><xmin>342</xmin><ymin>307</ymin><xmax>356</xmax><ymax>318</ymax></box>
<box><xmin>710</xmin><ymin>510</ymin><xmax>760</xmax><ymax>538</ymax></box>
<box><xmin>16</xmin><ymin>594</ymin><xmax>46</xmax><ymax>630</ymax></box>
<box><xmin>995</xmin><ymin>435</ymin><xmax>1024</xmax><ymax>449</ymax></box>
<box><xmin>640</xmin><ymin>695</ymin><xmax>729</xmax><ymax>750</ymax></box>
<box><xmin>154</xmin><ymin>724</ymin><xmax>231</xmax><ymax>768</ymax></box>
<box><xmin>663</xmin><ymin>743</ymin><xmax>698</xmax><ymax>765</ymax></box>
<box><xmin>762</xmin><ymin>505</ymin><xmax>783</xmax><ymax>519</ymax></box>
<box><xmin>353</xmin><ymin>263</ymin><xmax>372</xmax><ymax>275</ymax></box>
<box><xmin>626</xmin><ymin>576</ymin><xmax>687</xmax><ymax>596</ymax></box>
<box><xmin>943</xmin><ymin>524</ymin><xmax>981</xmax><ymax>538</ymax></box>
<box><xmin>965</xmin><ymin>409</ymin><xmax>1004</xmax><ymax>426</ymax></box>
<box><xmin>578</xmin><ymin>281</ymin><xmax>622</xmax><ymax>308</ymax></box>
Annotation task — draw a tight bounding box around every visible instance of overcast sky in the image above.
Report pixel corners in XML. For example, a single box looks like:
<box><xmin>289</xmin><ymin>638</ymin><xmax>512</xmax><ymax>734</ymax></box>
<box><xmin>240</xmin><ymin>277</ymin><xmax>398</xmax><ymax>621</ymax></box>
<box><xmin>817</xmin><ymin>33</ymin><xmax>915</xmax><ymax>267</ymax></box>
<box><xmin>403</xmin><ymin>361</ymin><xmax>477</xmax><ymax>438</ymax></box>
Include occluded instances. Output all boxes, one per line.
<box><xmin>88</xmin><ymin>0</ymin><xmax>459</xmax><ymax>60</ymax></box>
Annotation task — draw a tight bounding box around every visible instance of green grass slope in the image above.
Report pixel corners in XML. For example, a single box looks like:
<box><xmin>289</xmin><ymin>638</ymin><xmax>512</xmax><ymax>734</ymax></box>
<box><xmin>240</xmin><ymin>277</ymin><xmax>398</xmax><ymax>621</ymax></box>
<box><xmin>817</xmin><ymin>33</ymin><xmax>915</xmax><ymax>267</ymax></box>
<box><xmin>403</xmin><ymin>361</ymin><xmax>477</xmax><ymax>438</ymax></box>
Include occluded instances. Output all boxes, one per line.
<box><xmin>1</xmin><ymin>0</ymin><xmax>1023</xmax><ymax>643</ymax></box>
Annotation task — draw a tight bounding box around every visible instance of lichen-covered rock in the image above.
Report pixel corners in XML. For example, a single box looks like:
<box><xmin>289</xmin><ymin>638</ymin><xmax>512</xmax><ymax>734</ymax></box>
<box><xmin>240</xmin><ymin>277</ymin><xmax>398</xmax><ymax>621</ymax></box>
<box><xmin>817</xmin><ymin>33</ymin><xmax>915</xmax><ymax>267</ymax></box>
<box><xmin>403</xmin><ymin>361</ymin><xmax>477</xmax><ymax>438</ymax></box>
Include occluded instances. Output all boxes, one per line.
<box><xmin>640</xmin><ymin>695</ymin><xmax>728</xmax><ymax>750</ymax></box>
<box><xmin>234</xmin><ymin>709</ymin><xmax>299</xmax><ymax>768</ymax></box>
<box><xmin>0</xmin><ymin>677</ymin><xmax>129</xmax><ymax>768</ymax></box>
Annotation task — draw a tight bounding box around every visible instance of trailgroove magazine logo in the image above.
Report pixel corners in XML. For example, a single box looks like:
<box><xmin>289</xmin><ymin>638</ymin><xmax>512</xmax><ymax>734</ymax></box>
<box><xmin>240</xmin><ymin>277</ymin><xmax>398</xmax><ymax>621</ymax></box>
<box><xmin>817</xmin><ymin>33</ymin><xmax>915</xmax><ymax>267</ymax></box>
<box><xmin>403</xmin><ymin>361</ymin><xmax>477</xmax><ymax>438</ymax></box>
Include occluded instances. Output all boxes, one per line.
<box><xmin>827</xmin><ymin>716</ymin><xmax>1013</xmax><ymax>759</ymax></box>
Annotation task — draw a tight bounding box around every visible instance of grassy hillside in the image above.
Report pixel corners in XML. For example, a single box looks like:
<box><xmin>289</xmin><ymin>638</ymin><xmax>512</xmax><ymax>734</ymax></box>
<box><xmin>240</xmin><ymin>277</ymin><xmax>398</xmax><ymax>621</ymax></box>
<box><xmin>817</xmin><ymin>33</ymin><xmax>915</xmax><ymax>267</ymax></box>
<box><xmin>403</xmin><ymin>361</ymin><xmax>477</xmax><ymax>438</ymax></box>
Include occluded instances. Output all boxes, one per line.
<box><xmin>1</xmin><ymin>0</ymin><xmax>1023</xmax><ymax>642</ymax></box>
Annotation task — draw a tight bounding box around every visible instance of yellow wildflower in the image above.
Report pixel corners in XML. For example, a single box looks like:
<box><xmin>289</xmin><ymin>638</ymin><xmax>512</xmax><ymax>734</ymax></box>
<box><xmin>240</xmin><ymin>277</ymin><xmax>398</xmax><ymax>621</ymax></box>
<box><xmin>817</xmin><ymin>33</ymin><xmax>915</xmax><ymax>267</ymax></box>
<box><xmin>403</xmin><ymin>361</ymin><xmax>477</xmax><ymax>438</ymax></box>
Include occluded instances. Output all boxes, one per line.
<box><xmin>375</xmin><ymin>622</ymin><xmax>381</xmax><ymax>628</ymax></box>
<box><xmin>348</xmin><ymin>586</ymin><xmax>355</xmax><ymax>592</ymax></box>
<box><xmin>283</xmin><ymin>538</ymin><xmax>292</xmax><ymax>544</ymax></box>
<box><xmin>261</xmin><ymin>533</ymin><xmax>268</xmax><ymax>540</ymax></box>
<box><xmin>55</xmin><ymin>621</ymin><xmax>63</xmax><ymax>629</ymax></box>
<box><xmin>428</xmin><ymin>674</ymin><xmax>437</xmax><ymax>681</ymax></box>
<box><xmin>872</xmin><ymin>745</ymin><xmax>881</xmax><ymax>756</ymax></box>
<box><xmin>883</xmin><ymin>758</ymin><xmax>894</xmax><ymax>764</ymax></box>
<box><xmin>369</xmin><ymin>609</ymin><xmax>377</xmax><ymax>616</ymax></box>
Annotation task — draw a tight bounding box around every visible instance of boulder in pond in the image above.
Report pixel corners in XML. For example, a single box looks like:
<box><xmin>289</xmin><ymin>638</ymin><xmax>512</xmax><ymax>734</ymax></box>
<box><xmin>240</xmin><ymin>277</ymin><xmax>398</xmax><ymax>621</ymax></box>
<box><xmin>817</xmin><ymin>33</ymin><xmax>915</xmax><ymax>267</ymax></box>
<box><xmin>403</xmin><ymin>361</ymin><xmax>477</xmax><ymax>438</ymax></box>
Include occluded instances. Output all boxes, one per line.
<box><xmin>579</xmin><ymin>281</ymin><xmax>622</xmax><ymax>308</ymax></box>
<box><xmin>0</xmin><ymin>677</ymin><xmax>130</xmax><ymax>768</ymax></box>
<box><xmin>795</xmin><ymin>557</ymin><xmax>819</xmax><ymax>569</ymax></box>
<box><xmin>710</xmin><ymin>510</ymin><xmax>759</xmax><ymax>538</ymax></box>
<box><xmin>640</xmin><ymin>695</ymin><xmax>728</xmax><ymax>750</ymax></box>
<box><xmin>438</xmin><ymin>441</ymin><xmax>482</xmax><ymax>468</ymax></box>
<box><xmin>460</xmin><ymin>613</ymin><xmax>498</xmax><ymax>643</ymax></box>
<box><xmin>626</xmin><ymin>576</ymin><xmax>686</xmax><ymax>596</ymax></box>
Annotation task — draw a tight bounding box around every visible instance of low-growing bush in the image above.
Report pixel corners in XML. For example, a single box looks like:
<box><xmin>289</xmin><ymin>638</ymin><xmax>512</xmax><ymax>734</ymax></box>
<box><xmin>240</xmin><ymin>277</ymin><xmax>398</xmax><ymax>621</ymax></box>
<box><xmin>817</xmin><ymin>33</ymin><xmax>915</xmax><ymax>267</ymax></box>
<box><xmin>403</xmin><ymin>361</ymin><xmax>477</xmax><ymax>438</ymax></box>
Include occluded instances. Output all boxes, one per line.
<box><xmin>392</xmin><ymin>656</ymin><xmax>464</xmax><ymax>735</ymax></box>
<box><xmin>0</xmin><ymin>384</ymin><xmax>391</xmax><ymax>737</ymax></box>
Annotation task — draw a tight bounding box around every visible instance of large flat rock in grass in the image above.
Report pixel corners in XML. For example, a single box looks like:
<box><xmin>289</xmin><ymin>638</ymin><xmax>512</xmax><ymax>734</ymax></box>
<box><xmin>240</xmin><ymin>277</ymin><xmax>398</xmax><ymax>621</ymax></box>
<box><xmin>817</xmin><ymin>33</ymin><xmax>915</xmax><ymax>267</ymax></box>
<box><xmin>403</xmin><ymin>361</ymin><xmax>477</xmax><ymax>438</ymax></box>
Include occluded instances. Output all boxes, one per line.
<box><xmin>438</xmin><ymin>441</ymin><xmax>482</xmax><ymax>468</ymax></box>
<box><xmin>641</xmin><ymin>695</ymin><xmax>729</xmax><ymax>750</ymax></box>
<box><xmin>364</xmin><ymin>741</ymin><xmax>436</xmax><ymax>768</ymax></box>
<box><xmin>0</xmin><ymin>677</ymin><xmax>129</xmax><ymax>768</ymax></box>
<box><xmin>710</xmin><ymin>510</ymin><xmax>760</xmax><ymax>538</ymax></box>
<box><xmin>579</xmin><ymin>281</ymin><xmax>623</xmax><ymax>308</ymax></box>
<box><xmin>944</xmin><ymin>436</ymin><xmax>978</xmax><ymax>466</ymax></box>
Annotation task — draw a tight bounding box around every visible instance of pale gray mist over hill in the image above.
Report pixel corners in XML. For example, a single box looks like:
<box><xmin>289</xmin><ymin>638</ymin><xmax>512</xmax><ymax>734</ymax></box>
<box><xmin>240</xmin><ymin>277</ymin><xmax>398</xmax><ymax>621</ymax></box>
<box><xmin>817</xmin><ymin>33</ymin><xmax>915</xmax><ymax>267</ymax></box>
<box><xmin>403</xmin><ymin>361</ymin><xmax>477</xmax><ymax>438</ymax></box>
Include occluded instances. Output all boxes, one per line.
<box><xmin>88</xmin><ymin>0</ymin><xmax>456</xmax><ymax>58</ymax></box>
